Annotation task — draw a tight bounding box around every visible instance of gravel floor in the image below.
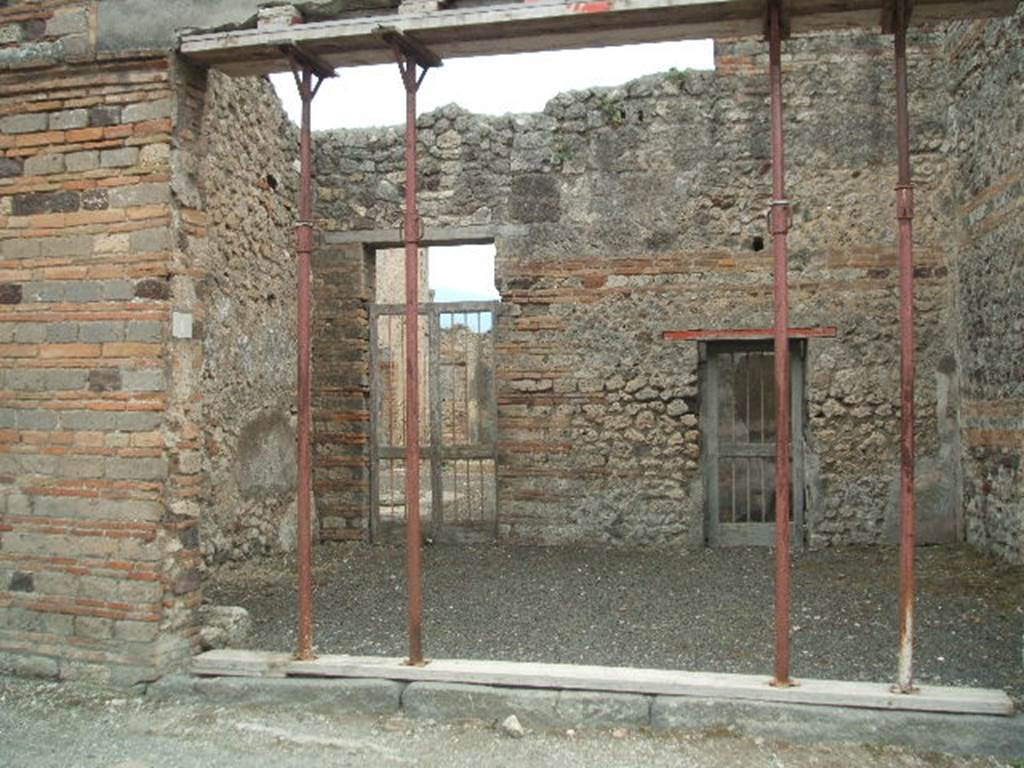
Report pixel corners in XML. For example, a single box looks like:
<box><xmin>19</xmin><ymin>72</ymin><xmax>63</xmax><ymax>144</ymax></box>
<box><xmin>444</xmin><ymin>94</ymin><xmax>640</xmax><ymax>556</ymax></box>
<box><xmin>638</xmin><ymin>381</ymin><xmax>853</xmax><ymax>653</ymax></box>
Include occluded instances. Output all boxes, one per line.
<box><xmin>206</xmin><ymin>544</ymin><xmax>1024</xmax><ymax>703</ymax></box>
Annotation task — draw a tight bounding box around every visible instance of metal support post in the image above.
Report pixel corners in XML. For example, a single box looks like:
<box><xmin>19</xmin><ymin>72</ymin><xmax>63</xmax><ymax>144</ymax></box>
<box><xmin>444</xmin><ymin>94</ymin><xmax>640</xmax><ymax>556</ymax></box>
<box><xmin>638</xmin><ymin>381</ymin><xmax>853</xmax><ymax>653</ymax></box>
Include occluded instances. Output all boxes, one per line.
<box><xmin>892</xmin><ymin>0</ymin><xmax>917</xmax><ymax>694</ymax></box>
<box><xmin>289</xmin><ymin>51</ymin><xmax>331</xmax><ymax>662</ymax></box>
<box><xmin>388</xmin><ymin>31</ymin><xmax>441</xmax><ymax>667</ymax></box>
<box><xmin>766</xmin><ymin>0</ymin><xmax>793</xmax><ymax>688</ymax></box>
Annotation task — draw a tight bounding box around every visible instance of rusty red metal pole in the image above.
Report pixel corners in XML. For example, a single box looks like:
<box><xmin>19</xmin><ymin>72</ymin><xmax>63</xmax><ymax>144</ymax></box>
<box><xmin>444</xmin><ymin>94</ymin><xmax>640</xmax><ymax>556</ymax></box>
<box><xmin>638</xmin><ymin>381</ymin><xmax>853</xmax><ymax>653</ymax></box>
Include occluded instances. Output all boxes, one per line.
<box><xmin>767</xmin><ymin>0</ymin><xmax>793</xmax><ymax>688</ymax></box>
<box><xmin>295</xmin><ymin>65</ymin><xmax>316</xmax><ymax>662</ymax></box>
<box><xmin>893</xmin><ymin>0</ymin><xmax>917</xmax><ymax>694</ymax></box>
<box><xmin>397</xmin><ymin>52</ymin><xmax>425</xmax><ymax>666</ymax></box>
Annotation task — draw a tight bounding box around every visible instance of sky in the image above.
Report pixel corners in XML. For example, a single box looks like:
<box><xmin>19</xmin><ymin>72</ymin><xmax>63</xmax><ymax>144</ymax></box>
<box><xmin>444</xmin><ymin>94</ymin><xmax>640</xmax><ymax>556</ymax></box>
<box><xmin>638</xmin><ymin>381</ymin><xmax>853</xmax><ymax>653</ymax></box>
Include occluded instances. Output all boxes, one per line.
<box><xmin>271</xmin><ymin>40</ymin><xmax>715</xmax><ymax>303</ymax></box>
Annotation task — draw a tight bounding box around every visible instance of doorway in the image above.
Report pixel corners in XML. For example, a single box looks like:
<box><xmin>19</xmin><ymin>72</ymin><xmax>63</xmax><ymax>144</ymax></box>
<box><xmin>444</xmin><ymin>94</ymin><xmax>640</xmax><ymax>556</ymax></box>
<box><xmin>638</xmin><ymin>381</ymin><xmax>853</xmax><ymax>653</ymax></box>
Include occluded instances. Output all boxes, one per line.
<box><xmin>701</xmin><ymin>341</ymin><xmax>806</xmax><ymax>547</ymax></box>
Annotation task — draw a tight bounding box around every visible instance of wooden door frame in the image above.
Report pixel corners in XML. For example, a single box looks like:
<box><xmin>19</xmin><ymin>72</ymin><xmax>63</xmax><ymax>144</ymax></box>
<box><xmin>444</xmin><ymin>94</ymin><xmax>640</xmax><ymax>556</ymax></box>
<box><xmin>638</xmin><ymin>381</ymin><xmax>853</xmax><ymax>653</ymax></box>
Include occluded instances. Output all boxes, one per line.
<box><xmin>700</xmin><ymin>339</ymin><xmax>806</xmax><ymax>547</ymax></box>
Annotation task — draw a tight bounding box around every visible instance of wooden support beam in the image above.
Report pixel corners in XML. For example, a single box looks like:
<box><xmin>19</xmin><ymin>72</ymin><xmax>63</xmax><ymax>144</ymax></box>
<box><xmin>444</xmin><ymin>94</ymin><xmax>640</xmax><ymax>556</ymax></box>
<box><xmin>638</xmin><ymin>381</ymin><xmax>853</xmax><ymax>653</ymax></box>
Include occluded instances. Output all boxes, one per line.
<box><xmin>662</xmin><ymin>327</ymin><xmax>838</xmax><ymax>342</ymax></box>
<box><xmin>179</xmin><ymin>0</ymin><xmax>1018</xmax><ymax>76</ymax></box>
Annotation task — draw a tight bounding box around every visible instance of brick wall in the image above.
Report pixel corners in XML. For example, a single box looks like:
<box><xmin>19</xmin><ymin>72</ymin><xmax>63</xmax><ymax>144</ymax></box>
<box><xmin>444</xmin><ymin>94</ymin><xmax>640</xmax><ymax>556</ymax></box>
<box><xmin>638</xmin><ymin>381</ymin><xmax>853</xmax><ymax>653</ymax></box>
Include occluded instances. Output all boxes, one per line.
<box><xmin>312</xmin><ymin>242</ymin><xmax>373</xmax><ymax>541</ymax></box>
<box><xmin>0</xmin><ymin>1</ymin><xmax>192</xmax><ymax>683</ymax></box>
<box><xmin>0</xmin><ymin>1</ymin><xmax>300</xmax><ymax>681</ymax></box>
<box><xmin>947</xmin><ymin>4</ymin><xmax>1024</xmax><ymax>564</ymax></box>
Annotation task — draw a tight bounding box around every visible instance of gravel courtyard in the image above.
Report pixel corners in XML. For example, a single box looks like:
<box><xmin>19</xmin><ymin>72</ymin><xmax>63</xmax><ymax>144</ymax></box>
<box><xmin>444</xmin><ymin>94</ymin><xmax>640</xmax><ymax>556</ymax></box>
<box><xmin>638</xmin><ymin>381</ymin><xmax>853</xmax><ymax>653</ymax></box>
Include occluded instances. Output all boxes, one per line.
<box><xmin>205</xmin><ymin>544</ymin><xmax>1024</xmax><ymax>703</ymax></box>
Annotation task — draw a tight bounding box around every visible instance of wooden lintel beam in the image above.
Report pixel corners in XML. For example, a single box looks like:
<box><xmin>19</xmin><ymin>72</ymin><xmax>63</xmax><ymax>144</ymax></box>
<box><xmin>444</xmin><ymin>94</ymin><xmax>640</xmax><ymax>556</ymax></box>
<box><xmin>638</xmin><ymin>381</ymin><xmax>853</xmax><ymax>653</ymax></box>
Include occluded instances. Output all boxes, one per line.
<box><xmin>179</xmin><ymin>0</ymin><xmax>1017</xmax><ymax>77</ymax></box>
<box><xmin>663</xmin><ymin>327</ymin><xmax>838</xmax><ymax>342</ymax></box>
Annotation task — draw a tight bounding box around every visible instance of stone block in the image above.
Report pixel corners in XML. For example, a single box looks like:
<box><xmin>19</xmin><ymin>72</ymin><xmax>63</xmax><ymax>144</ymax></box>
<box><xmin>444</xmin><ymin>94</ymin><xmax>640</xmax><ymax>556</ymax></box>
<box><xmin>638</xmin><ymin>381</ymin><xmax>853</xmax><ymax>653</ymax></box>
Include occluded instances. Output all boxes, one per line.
<box><xmin>46</xmin><ymin>369</ymin><xmax>88</xmax><ymax>390</ymax></box>
<box><xmin>88</xmin><ymin>368</ymin><xmax>122</xmax><ymax>392</ymax></box>
<box><xmin>2</xmin><ymin>239</ymin><xmax>40</xmax><ymax>259</ymax></box>
<box><xmin>555</xmin><ymin>691</ymin><xmax>652</xmax><ymax>727</ymax></box>
<box><xmin>15</xmin><ymin>409</ymin><xmax>59</xmax><ymax>430</ymax></box>
<box><xmin>130</xmin><ymin>227</ymin><xmax>172</xmax><ymax>252</ymax></box>
<box><xmin>88</xmin><ymin>106</ymin><xmax>121</xmax><ymax>127</ymax></box>
<box><xmin>100</xmin><ymin>147</ymin><xmax>139</xmax><ymax>168</ymax></box>
<box><xmin>59</xmin><ymin>410</ymin><xmax>108</xmax><ymax>431</ymax></box>
<box><xmin>0</xmin><ymin>651</ymin><xmax>59</xmax><ymax>679</ymax></box>
<box><xmin>109</xmin><ymin>182</ymin><xmax>169</xmax><ymax>208</ymax></box>
<box><xmin>105</xmin><ymin>456</ymin><xmax>168</xmax><ymax>481</ymax></box>
<box><xmin>122</xmin><ymin>369</ymin><xmax>165</xmax><ymax>392</ymax></box>
<box><xmin>101</xmin><ymin>280</ymin><xmax>135</xmax><ymax>300</ymax></box>
<box><xmin>47</xmin><ymin>322</ymin><xmax>78</xmax><ymax>342</ymax></box>
<box><xmin>402</xmin><ymin>682</ymin><xmax>561</xmax><ymax>727</ymax></box>
<box><xmin>1</xmin><ymin>113</ymin><xmax>47</xmax><ymax>134</ymax></box>
<box><xmin>81</xmin><ymin>189</ymin><xmax>109</xmax><ymax>211</ymax></box>
<box><xmin>65</xmin><ymin>150</ymin><xmax>99</xmax><ymax>172</ymax></box>
<box><xmin>38</xmin><ymin>235</ymin><xmax>92</xmax><ymax>259</ymax></box>
<box><xmin>192</xmin><ymin>677</ymin><xmax>405</xmax><ymax>715</ymax></box>
<box><xmin>0</xmin><ymin>24</ymin><xmax>23</xmax><ymax>44</ymax></box>
<box><xmin>122</xmin><ymin>98</ymin><xmax>172</xmax><ymax>124</ymax></box>
<box><xmin>46</xmin><ymin>9</ymin><xmax>89</xmax><ymax>37</ymax></box>
<box><xmin>12</xmin><ymin>190</ymin><xmax>79</xmax><ymax>216</ymax></box>
<box><xmin>114</xmin><ymin>619</ymin><xmax>160</xmax><ymax>643</ymax></box>
<box><xmin>117</xmin><ymin>411</ymin><xmax>163</xmax><ymax>431</ymax></box>
<box><xmin>12</xmin><ymin>323</ymin><xmax>46</xmax><ymax>343</ymax></box>
<box><xmin>64</xmin><ymin>281</ymin><xmax>103</xmax><ymax>303</ymax></box>
<box><xmin>23</xmin><ymin>153</ymin><xmax>65</xmax><ymax>176</ymax></box>
<box><xmin>126</xmin><ymin>320</ymin><xmax>163</xmax><ymax>342</ymax></box>
<box><xmin>49</xmin><ymin>108</ymin><xmax>88</xmax><ymax>131</ymax></box>
<box><xmin>79</xmin><ymin>321</ymin><xmax>124</xmax><ymax>343</ymax></box>
<box><xmin>0</xmin><ymin>157</ymin><xmax>23</xmax><ymax>176</ymax></box>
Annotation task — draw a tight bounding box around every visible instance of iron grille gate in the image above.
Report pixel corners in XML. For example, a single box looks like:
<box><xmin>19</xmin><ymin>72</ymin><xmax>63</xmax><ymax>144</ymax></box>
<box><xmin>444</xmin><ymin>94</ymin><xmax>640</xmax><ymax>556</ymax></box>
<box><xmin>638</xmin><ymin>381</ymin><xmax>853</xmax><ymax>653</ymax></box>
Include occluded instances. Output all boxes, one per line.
<box><xmin>369</xmin><ymin>301</ymin><xmax>499</xmax><ymax>543</ymax></box>
<box><xmin>702</xmin><ymin>341</ymin><xmax>806</xmax><ymax>547</ymax></box>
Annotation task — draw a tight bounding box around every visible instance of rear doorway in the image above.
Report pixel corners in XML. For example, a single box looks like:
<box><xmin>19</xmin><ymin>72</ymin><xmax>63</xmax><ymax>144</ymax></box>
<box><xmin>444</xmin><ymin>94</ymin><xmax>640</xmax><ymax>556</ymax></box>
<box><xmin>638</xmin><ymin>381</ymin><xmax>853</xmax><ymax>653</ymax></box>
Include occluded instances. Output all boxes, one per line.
<box><xmin>701</xmin><ymin>341</ymin><xmax>806</xmax><ymax>547</ymax></box>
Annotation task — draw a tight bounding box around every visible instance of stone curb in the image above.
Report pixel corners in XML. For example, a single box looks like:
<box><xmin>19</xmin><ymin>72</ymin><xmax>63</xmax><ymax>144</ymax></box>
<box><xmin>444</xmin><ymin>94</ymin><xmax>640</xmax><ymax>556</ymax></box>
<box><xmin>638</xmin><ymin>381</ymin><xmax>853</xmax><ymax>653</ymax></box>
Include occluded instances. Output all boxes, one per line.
<box><xmin>146</xmin><ymin>676</ymin><xmax>1024</xmax><ymax>760</ymax></box>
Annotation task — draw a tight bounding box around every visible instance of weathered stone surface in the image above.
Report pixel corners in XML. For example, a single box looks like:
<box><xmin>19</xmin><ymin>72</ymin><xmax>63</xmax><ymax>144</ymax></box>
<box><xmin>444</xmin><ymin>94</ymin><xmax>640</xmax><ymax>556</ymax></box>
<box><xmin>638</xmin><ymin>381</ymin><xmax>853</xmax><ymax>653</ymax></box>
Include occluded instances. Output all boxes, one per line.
<box><xmin>191</xmin><ymin>676</ymin><xmax>404</xmax><ymax>714</ymax></box>
<box><xmin>556</xmin><ymin>691</ymin><xmax>652</xmax><ymax>726</ymax></box>
<box><xmin>402</xmin><ymin>682</ymin><xmax>561</xmax><ymax>726</ymax></box>
<box><xmin>947</xmin><ymin>3</ymin><xmax>1024</xmax><ymax>564</ymax></box>
<box><xmin>196</xmin><ymin>605</ymin><xmax>252</xmax><ymax>650</ymax></box>
<box><xmin>193</xmin><ymin>70</ymin><xmax>300</xmax><ymax>564</ymax></box>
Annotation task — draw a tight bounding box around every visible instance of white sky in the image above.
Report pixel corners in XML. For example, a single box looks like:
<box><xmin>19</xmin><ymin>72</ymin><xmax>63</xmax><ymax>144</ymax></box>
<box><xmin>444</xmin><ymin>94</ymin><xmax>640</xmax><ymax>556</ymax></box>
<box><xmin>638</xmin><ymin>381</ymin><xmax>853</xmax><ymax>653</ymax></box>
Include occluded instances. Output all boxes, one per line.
<box><xmin>273</xmin><ymin>40</ymin><xmax>714</xmax><ymax>298</ymax></box>
<box><xmin>428</xmin><ymin>244</ymin><xmax>500</xmax><ymax>302</ymax></box>
<box><xmin>270</xmin><ymin>39</ymin><xmax>714</xmax><ymax>130</ymax></box>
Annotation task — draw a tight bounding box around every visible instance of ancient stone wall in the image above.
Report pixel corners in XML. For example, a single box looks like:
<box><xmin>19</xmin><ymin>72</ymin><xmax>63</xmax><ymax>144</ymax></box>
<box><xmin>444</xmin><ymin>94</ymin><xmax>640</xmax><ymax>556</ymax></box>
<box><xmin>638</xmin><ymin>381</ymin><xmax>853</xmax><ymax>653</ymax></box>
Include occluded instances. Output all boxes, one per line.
<box><xmin>313</xmin><ymin>29</ymin><xmax>961</xmax><ymax>547</ymax></box>
<box><xmin>0</xmin><ymin>1</ymin><xmax>195</xmax><ymax>684</ymax></box>
<box><xmin>192</xmin><ymin>71</ymin><xmax>299</xmax><ymax>565</ymax></box>
<box><xmin>946</xmin><ymin>4</ymin><xmax>1024</xmax><ymax>564</ymax></box>
<box><xmin>0</xmin><ymin>0</ymin><xmax>301</xmax><ymax>682</ymax></box>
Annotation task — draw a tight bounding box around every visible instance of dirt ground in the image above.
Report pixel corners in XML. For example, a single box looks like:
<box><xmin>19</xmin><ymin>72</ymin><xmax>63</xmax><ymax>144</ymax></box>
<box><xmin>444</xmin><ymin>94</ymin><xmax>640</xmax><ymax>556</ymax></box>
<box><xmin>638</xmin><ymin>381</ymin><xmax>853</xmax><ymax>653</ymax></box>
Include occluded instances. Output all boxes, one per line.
<box><xmin>0</xmin><ymin>675</ymin><xmax>1019</xmax><ymax>768</ymax></box>
<box><xmin>205</xmin><ymin>544</ymin><xmax>1024</xmax><ymax>703</ymax></box>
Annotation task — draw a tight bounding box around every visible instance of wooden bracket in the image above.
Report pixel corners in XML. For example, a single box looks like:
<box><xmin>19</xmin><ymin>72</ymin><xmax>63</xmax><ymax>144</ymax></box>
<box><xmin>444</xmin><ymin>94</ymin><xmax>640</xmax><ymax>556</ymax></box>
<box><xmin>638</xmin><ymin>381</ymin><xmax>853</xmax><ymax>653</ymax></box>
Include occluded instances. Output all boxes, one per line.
<box><xmin>881</xmin><ymin>0</ymin><xmax>915</xmax><ymax>34</ymax></box>
<box><xmin>378</xmin><ymin>27</ymin><xmax>443</xmax><ymax>69</ymax></box>
<box><xmin>763</xmin><ymin>0</ymin><xmax>791</xmax><ymax>40</ymax></box>
<box><xmin>282</xmin><ymin>44</ymin><xmax>336</xmax><ymax>80</ymax></box>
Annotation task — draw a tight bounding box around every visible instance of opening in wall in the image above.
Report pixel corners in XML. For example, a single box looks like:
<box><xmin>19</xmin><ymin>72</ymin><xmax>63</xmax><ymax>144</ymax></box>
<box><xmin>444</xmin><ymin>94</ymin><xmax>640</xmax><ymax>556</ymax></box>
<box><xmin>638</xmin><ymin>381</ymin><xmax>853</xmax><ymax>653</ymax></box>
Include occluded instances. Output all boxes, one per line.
<box><xmin>369</xmin><ymin>243</ymin><xmax>499</xmax><ymax>544</ymax></box>
<box><xmin>701</xmin><ymin>340</ymin><xmax>807</xmax><ymax>548</ymax></box>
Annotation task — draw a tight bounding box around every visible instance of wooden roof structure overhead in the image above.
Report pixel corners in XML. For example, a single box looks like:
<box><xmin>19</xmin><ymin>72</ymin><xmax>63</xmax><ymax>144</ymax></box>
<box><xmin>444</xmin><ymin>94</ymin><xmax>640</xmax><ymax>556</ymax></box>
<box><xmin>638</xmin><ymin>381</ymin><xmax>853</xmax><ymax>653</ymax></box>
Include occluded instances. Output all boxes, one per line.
<box><xmin>180</xmin><ymin>0</ymin><xmax>1018</xmax><ymax>76</ymax></box>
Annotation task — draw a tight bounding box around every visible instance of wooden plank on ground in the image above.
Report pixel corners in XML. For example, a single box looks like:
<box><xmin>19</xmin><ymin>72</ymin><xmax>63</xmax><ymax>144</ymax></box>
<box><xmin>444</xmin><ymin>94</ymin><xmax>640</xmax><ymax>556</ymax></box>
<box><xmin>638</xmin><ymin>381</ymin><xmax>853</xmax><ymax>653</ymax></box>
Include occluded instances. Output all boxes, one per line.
<box><xmin>192</xmin><ymin>649</ymin><xmax>293</xmax><ymax>678</ymax></box>
<box><xmin>184</xmin><ymin>652</ymin><xmax>1018</xmax><ymax>716</ymax></box>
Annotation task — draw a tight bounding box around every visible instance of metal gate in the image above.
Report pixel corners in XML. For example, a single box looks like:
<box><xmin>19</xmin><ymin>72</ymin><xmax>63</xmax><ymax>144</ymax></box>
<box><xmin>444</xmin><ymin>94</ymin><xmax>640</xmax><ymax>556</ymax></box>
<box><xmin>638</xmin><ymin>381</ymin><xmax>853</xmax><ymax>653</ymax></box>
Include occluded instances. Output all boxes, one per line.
<box><xmin>702</xmin><ymin>341</ymin><xmax>805</xmax><ymax>547</ymax></box>
<box><xmin>369</xmin><ymin>301</ymin><xmax>498</xmax><ymax>543</ymax></box>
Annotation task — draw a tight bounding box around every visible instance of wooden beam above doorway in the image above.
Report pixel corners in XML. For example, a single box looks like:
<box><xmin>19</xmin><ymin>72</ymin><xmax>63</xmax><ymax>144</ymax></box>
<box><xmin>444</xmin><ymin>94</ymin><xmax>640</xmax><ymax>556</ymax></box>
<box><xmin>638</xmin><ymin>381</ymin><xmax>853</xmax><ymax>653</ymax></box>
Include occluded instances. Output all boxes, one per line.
<box><xmin>179</xmin><ymin>0</ymin><xmax>1018</xmax><ymax>76</ymax></box>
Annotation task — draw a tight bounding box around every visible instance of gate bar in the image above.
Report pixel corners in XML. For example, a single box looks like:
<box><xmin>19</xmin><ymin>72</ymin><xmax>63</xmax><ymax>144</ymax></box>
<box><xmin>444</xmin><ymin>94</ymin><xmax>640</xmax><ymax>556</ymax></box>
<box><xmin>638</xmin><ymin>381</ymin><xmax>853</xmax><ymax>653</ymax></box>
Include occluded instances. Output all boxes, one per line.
<box><xmin>891</xmin><ymin>0</ymin><xmax>918</xmax><ymax>694</ymax></box>
<box><xmin>389</xmin><ymin>31</ymin><xmax>441</xmax><ymax>667</ymax></box>
<box><xmin>288</xmin><ymin>50</ymin><xmax>332</xmax><ymax>662</ymax></box>
<box><xmin>766</xmin><ymin>0</ymin><xmax>794</xmax><ymax>688</ymax></box>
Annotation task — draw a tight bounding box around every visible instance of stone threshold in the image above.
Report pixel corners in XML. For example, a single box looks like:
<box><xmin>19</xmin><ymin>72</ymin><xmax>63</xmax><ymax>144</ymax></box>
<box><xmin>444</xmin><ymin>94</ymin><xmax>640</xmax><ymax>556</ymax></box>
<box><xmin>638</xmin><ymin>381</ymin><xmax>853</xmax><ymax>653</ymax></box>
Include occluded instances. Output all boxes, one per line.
<box><xmin>192</xmin><ymin>649</ymin><xmax>1014</xmax><ymax>717</ymax></box>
